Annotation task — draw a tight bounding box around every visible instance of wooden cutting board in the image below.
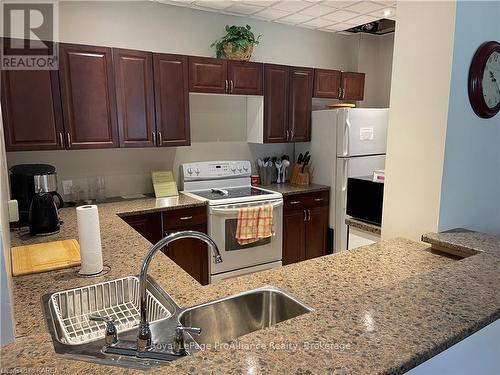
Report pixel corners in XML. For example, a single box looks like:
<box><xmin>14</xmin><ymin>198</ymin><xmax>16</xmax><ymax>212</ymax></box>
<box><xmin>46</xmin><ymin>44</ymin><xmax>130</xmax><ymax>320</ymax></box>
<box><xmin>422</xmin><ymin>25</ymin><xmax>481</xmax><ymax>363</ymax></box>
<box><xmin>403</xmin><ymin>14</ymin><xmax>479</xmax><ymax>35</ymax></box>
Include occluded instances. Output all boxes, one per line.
<box><xmin>11</xmin><ymin>239</ymin><xmax>81</xmax><ymax>276</ymax></box>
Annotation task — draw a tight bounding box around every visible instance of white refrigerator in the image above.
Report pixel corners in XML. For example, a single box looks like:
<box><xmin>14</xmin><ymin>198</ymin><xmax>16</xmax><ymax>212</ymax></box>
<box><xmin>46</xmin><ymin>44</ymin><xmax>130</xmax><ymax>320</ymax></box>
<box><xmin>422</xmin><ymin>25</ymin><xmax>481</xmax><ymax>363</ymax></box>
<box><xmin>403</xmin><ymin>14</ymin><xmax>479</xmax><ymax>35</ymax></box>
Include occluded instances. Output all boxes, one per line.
<box><xmin>307</xmin><ymin>108</ymin><xmax>388</xmax><ymax>252</ymax></box>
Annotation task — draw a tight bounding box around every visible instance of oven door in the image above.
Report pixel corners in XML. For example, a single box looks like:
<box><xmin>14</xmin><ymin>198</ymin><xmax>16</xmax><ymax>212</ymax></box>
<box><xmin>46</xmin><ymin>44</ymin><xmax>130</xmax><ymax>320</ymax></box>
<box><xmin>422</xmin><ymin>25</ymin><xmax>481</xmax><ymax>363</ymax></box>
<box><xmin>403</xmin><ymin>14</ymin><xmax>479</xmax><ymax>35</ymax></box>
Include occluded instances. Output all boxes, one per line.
<box><xmin>208</xmin><ymin>199</ymin><xmax>283</xmax><ymax>275</ymax></box>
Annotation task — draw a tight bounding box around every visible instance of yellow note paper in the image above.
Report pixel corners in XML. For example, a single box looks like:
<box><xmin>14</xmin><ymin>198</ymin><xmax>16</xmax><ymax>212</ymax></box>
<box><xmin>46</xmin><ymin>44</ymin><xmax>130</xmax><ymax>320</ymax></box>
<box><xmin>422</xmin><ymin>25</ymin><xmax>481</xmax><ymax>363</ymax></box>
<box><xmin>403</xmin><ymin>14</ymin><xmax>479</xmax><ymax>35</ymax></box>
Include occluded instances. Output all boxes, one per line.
<box><xmin>152</xmin><ymin>171</ymin><xmax>178</xmax><ymax>198</ymax></box>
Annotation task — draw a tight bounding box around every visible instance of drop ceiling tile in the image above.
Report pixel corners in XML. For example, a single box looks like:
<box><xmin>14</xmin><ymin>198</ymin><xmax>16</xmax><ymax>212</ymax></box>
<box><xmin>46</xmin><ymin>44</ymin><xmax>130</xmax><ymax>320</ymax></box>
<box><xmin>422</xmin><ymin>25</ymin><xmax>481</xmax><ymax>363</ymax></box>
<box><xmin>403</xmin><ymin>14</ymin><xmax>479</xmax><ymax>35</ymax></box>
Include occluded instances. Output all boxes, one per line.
<box><xmin>278</xmin><ymin>13</ymin><xmax>315</xmax><ymax>24</ymax></box>
<box><xmin>194</xmin><ymin>1</ymin><xmax>232</xmax><ymax>10</ymax></box>
<box><xmin>321</xmin><ymin>1</ymin><xmax>361</xmax><ymax>8</ymax></box>
<box><xmin>344</xmin><ymin>14</ymin><xmax>378</xmax><ymax>25</ymax></box>
<box><xmin>244</xmin><ymin>0</ymin><xmax>278</xmax><ymax>6</ymax></box>
<box><xmin>344</xmin><ymin>1</ymin><xmax>386</xmax><ymax>13</ymax></box>
<box><xmin>324</xmin><ymin>22</ymin><xmax>354</xmax><ymax>31</ymax></box>
<box><xmin>253</xmin><ymin>7</ymin><xmax>288</xmax><ymax>20</ymax></box>
<box><xmin>299</xmin><ymin>4</ymin><xmax>335</xmax><ymax>17</ymax></box>
<box><xmin>369</xmin><ymin>6</ymin><xmax>395</xmax><ymax>18</ymax></box>
<box><xmin>321</xmin><ymin>9</ymin><xmax>359</xmax><ymax>22</ymax></box>
<box><xmin>271</xmin><ymin>1</ymin><xmax>312</xmax><ymax>13</ymax></box>
<box><xmin>302</xmin><ymin>17</ymin><xmax>335</xmax><ymax>28</ymax></box>
<box><xmin>226</xmin><ymin>3</ymin><xmax>264</xmax><ymax>14</ymax></box>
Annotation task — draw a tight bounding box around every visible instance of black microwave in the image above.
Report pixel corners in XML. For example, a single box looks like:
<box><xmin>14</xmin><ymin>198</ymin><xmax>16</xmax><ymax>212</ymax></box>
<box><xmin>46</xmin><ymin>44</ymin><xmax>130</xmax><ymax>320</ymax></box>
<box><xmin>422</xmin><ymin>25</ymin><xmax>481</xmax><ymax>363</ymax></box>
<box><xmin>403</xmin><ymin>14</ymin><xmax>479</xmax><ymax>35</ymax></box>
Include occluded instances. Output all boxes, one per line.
<box><xmin>346</xmin><ymin>176</ymin><xmax>384</xmax><ymax>225</ymax></box>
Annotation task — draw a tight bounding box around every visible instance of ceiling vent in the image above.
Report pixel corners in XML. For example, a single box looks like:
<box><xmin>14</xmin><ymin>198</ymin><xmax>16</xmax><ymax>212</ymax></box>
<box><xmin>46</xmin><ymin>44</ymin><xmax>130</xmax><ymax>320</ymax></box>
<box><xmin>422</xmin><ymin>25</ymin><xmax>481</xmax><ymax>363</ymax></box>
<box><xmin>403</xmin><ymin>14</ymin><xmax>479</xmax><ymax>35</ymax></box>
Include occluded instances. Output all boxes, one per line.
<box><xmin>344</xmin><ymin>18</ymin><xmax>395</xmax><ymax>35</ymax></box>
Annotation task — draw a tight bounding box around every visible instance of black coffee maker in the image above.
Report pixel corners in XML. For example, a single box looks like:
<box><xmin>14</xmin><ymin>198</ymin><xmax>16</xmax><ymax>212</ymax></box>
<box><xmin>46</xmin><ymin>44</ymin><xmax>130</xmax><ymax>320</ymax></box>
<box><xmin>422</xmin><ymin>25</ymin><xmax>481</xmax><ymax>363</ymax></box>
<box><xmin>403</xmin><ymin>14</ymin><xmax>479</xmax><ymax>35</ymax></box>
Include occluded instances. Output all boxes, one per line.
<box><xmin>10</xmin><ymin>164</ymin><xmax>63</xmax><ymax>235</ymax></box>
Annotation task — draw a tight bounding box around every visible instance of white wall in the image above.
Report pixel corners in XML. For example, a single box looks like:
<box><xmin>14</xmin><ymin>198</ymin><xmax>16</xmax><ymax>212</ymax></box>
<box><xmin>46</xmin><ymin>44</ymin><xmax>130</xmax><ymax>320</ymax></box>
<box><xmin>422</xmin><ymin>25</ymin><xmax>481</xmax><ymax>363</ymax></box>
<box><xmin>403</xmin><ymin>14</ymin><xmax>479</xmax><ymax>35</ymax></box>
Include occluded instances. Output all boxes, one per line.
<box><xmin>0</xmin><ymin>107</ymin><xmax>15</xmax><ymax>345</ymax></box>
<box><xmin>5</xmin><ymin>0</ymin><xmax>365</xmax><ymax>197</ymax></box>
<box><xmin>381</xmin><ymin>1</ymin><xmax>457</xmax><ymax>241</ymax></box>
<box><xmin>438</xmin><ymin>1</ymin><xmax>500</xmax><ymax>234</ymax></box>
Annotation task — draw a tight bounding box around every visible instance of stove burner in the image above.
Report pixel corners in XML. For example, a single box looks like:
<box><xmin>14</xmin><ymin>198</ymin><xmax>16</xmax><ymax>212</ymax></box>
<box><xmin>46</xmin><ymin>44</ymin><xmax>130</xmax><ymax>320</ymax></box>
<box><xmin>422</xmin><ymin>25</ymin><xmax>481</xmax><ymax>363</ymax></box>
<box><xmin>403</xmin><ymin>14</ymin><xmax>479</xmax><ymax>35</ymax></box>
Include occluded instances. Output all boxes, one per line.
<box><xmin>192</xmin><ymin>186</ymin><xmax>274</xmax><ymax>201</ymax></box>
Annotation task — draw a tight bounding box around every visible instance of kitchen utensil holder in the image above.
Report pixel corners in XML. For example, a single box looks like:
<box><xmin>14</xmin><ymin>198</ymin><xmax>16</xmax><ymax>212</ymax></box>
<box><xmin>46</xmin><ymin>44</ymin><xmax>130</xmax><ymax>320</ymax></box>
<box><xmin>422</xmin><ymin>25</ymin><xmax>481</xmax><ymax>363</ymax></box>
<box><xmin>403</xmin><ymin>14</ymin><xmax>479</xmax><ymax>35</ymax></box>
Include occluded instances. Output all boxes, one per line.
<box><xmin>258</xmin><ymin>165</ymin><xmax>277</xmax><ymax>185</ymax></box>
<box><xmin>290</xmin><ymin>163</ymin><xmax>310</xmax><ymax>186</ymax></box>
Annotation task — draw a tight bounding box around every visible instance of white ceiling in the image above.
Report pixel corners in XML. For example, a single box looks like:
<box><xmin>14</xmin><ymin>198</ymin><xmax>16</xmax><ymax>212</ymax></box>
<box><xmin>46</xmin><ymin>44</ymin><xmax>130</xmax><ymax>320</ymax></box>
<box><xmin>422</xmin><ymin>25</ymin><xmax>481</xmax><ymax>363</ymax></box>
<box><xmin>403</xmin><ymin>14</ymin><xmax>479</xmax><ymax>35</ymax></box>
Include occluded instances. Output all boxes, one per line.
<box><xmin>153</xmin><ymin>0</ymin><xmax>396</xmax><ymax>33</ymax></box>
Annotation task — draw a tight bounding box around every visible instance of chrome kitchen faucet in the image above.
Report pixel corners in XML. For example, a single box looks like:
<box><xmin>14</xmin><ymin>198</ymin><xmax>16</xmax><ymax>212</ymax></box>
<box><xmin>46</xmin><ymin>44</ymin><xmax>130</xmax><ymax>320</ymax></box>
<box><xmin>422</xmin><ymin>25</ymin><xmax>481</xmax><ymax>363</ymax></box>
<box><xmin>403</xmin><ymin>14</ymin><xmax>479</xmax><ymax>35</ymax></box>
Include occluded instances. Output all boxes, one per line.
<box><xmin>92</xmin><ymin>231</ymin><xmax>222</xmax><ymax>361</ymax></box>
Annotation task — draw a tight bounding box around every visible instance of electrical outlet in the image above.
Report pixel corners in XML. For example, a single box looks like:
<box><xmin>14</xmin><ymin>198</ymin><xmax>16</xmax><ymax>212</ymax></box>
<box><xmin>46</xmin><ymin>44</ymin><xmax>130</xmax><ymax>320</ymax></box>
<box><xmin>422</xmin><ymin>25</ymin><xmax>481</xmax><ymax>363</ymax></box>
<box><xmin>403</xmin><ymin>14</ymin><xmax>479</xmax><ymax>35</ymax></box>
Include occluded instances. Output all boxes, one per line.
<box><xmin>62</xmin><ymin>180</ymin><xmax>73</xmax><ymax>195</ymax></box>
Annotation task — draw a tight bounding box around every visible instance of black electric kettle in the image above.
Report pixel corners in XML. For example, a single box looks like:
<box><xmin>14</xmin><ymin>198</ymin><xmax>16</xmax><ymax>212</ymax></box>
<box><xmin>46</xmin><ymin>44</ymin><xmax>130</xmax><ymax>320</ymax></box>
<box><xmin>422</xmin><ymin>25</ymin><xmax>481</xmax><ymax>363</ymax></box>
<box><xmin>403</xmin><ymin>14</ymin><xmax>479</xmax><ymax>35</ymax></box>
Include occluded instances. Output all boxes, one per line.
<box><xmin>29</xmin><ymin>192</ymin><xmax>60</xmax><ymax>235</ymax></box>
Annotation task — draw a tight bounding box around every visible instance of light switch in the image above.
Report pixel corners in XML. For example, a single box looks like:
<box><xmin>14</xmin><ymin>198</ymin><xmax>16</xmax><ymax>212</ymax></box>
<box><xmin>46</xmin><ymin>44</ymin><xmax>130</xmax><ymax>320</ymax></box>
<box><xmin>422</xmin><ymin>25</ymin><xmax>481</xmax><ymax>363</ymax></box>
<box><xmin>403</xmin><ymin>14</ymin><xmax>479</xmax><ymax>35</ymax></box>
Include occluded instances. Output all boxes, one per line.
<box><xmin>8</xmin><ymin>199</ymin><xmax>19</xmax><ymax>223</ymax></box>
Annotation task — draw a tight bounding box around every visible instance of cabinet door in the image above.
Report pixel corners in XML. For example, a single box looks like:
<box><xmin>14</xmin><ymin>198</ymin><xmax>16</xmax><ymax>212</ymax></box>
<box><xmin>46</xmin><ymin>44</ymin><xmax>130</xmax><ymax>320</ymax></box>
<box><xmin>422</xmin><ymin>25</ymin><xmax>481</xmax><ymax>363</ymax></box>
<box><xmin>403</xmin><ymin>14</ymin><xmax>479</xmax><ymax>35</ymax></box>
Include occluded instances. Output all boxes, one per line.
<box><xmin>228</xmin><ymin>61</ymin><xmax>263</xmax><ymax>95</ymax></box>
<box><xmin>59</xmin><ymin>43</ymin><xmax>119</xmax><ymax>149</ymax></box>
<box><xmin>289</xmin><ymin>67</ymin><xmax>313</xmax><ymax>142</ymax></box>
<box><xmin>122</xmin><ymin>212</ymin><xmax>162</xmax><ymax>244</ymax></box>
<box><xmin>283</xmin><ymin>209</ymin><xmax>306</xmax><ymax>265</ymax></box>
<box><xmin>113</xmin><ymin>48</ymin><xmax>156</xmax><ymax>148</ymax></box>
<box><xmin>1</xmin><ymin>69</ymin><xmax>64</xmax><ymax>151</ymax></box>
<box><xmin>263</xmin><ymin>64</ymin><xmax>289</xmax><ymax>143</ymax></box>
<box><xmin>313</xmin><ymin>69</ymin><xmax>341</xmax><ymax>99</ymax></box>
<box><xmin>341</xmin><ymin>72</ymin><xmax>365</xmax><ymax>100</ymax></box>
<box><xmin>305</xmin><ymin>206</ymin><xmax>328</xmax><ymax>260</ymax></box>
<box><xmin>188</xmin><ymin>56</ymin><xmax>227</xmax><ymax>94</ymax></box>
<box><xmin>154</xmin><ymin>53</ymin><xmax>190</xmax><ymax>146</ymax></box>
<box><xmin>163</xmin><ymin>223</ymin><xmax>209</xmax><ymax>285</ymax></box>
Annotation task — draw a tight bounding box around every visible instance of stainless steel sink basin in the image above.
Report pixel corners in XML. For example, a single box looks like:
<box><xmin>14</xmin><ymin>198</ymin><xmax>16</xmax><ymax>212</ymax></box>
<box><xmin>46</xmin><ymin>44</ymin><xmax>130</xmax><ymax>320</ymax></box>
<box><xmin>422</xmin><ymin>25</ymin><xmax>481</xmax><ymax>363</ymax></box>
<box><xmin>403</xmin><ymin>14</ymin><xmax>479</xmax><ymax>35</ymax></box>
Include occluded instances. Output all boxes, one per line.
<box><xmin>43</xmin><ymin>283</ymin><xmax>311</xmax><ymax>369</ymax></box>
<box><xmin>179</xmin><ymin>286</ymin><xmax>312</xmax><ymax>345</ymax></box>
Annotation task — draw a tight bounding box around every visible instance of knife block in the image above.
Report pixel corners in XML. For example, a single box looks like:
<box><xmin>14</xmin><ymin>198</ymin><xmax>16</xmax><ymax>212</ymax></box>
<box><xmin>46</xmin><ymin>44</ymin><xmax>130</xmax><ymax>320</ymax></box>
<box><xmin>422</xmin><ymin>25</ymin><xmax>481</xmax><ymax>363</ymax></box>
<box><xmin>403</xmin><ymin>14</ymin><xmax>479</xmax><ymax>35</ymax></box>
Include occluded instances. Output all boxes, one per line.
<box><xmin>290</xmin><ymin>163</ymin><xmax>310</xmax><ymax>186</ymax></box>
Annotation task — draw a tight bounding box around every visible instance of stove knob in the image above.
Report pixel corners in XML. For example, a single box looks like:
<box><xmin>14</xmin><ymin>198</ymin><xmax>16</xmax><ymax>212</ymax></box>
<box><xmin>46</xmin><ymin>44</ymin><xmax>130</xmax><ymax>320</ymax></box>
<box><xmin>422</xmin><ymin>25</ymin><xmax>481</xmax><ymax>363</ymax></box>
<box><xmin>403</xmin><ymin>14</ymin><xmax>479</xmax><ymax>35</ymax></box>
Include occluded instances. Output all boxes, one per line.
<box><xmin>195</xmin><ymin>168</ymin><xmax>200</xmax><ymax>175</ymax></box>
<box><xmin>243</xmin><ymin>164</ymin><xmax>249</xmax><ymax>172</ymax></box>
<box><xmin>230</xmin><ymin>163</ymin><xmax>237</xmax><ymax>173</ymax></box>
<box><xmin>187</xmin><ymin>167</ymin><xmax>193</xmax><ymax>175</ymax></box>
<box><xmin>237</xmin><ymin>165</ymin><xmax>243</xmax><ymax>172</ymax></box>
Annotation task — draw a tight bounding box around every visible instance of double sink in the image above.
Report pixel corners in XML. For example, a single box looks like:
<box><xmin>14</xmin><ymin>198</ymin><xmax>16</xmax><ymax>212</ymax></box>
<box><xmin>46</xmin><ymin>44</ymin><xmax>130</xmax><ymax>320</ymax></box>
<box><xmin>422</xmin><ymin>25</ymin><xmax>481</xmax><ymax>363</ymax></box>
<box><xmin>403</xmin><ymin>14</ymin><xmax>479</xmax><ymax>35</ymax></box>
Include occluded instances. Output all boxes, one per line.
<box><xmin>43</xmin><ymin>276</ymin><xmax>312</xmax><ymax>369</ymax></box>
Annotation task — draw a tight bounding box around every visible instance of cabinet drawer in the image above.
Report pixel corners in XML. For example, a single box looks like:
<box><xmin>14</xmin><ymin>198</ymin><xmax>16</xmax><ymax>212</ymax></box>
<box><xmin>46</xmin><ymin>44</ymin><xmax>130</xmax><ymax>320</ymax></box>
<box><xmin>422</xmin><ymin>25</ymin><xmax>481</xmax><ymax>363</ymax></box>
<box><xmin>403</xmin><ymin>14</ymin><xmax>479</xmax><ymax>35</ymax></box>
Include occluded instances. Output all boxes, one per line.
<box><xmin>163</xmin><ymin>206</ymin><xmax>207</xmax><ymax>230</ymax></box>
<box><xmin>284</xmin><ymin>190</ymin><xmax>329</xmax><ymax>211</ymax></box>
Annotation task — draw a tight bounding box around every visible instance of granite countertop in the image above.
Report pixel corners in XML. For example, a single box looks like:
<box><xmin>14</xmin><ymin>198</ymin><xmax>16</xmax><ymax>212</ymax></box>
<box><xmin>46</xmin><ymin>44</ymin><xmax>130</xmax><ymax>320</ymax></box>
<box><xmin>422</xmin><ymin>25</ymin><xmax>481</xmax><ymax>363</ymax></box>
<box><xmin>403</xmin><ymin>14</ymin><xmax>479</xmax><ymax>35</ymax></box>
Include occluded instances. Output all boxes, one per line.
<box><xmin>2</xmin><ymin>193</ymin><xmax>499</xmax><ymax>374</ymax></box>
<box><xmin>259</xmin><ymin>183</ymin><xmax>329</xmax><ymax>196</ymax></box>
<box><xmin>345</xmin><ymin>217</ymin><xmax>381</xmax><ymax>235</ymax></box>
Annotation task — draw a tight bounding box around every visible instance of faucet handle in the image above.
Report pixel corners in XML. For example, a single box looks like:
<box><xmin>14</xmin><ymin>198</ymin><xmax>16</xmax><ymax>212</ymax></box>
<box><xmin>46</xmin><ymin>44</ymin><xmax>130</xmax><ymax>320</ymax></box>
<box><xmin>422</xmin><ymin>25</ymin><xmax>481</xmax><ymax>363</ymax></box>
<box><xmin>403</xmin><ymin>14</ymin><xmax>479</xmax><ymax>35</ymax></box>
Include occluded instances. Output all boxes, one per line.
<box><xmin>174</xmin><ymin>324</ymin><xmax>201</xmax><ymax>355</ymax></box>
<box><xmin>89</xmin><ymin>314</ymin><xmax>118</xmax><ymax>345</ymax></box>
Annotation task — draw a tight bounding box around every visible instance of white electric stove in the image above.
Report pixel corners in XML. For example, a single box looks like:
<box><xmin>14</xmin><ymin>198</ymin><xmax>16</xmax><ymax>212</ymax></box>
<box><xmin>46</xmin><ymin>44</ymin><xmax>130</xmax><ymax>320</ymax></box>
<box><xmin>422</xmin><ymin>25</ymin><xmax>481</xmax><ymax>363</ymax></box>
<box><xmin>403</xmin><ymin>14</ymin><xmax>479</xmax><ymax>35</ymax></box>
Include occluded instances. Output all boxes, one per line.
<box><xmin>181</xmin><ymin>161</ymin><xmax>283</xmax><ymax>283</ymax></box>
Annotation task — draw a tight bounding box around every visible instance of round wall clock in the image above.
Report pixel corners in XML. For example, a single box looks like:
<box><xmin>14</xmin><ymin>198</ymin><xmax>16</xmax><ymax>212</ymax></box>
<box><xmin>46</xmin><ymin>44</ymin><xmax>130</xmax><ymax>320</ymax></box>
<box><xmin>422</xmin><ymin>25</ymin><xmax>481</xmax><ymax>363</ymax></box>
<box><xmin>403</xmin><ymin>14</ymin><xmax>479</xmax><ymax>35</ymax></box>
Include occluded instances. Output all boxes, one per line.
<box><xmin>468</xmin><ymin>40</ymin><xmax>500</xmax><ymax>118</ymax></box>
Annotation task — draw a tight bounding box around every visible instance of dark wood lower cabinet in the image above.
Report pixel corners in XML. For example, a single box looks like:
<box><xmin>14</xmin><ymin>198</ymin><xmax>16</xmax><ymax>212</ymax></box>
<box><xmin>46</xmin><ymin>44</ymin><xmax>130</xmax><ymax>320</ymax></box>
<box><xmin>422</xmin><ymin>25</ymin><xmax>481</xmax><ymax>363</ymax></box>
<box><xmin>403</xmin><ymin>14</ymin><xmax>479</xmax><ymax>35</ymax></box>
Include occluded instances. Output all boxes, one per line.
<box><xmin>121</xmin><ymin>206</ymin><xmax>209</xmax><ymax>285</ymax></box>
<box><xmin>282</xmin><ymin>191</ymin><xmax>329</xmax><ymax>266</ymax></box>
<box><xmin>121</xmin><ymin>212</ymin><xmax>162</xmax><ymax>244</ymax></box>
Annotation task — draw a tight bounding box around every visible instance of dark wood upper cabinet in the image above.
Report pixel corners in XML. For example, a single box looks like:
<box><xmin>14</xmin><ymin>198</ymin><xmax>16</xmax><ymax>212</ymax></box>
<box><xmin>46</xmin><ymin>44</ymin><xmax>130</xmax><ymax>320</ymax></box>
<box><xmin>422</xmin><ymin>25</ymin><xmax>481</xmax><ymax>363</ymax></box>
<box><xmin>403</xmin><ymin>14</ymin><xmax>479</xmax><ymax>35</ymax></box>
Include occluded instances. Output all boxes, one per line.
<box><xmin>227</xmin><ymin>61</ymin><xmax>263</xmax><ymax>95</ymax></box>
<box><xmin>59</xmin><ymin>43</ymin><xmax>119</xmax><ymax>149</ymax></box>
<box><xmin>341</xmin><ymin>72</ymin><xmax>365</xmax><ymax>100</ymax></box>
<box><xmin>289</xmin><ymin>67</ymin><xmax>313</xmax><ymax>142</ymax></box>
<box><xmin>1</xmin><ymin>69</ymin><xmax>64</xmax><ymax>151</ymax></box>
<box><xmin>189</xmin><ymin>56</ymin><xmax>227</xmax><ymax>94</ymax></box>
<box><xmin>313</xmin><ymin>69</ymin><xmax>341</xmax><ymax>99</ymax></box>
<box><xmin>153</xmin><ymin>53</ymin><xmax>190</xmax><ymax>147</ymax></box>
<box><xmin>113</xmin><ymin>48</ymin><xmax>156</xmax><ymax>148</ymax></box>
<box><xmin>263</xmin><ymin>64</ymin><xmax>289</xmax><ymax>143</ymax></box>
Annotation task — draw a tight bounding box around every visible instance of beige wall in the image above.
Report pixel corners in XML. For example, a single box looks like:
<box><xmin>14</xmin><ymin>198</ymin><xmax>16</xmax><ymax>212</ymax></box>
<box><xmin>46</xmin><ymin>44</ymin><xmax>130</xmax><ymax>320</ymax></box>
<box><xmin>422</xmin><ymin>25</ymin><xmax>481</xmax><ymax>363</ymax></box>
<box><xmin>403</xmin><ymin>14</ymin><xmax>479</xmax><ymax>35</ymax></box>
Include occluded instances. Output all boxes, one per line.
<box><xmin>381</xmin><ymin>1</ymin><xmax>456</xmax><ymax>241</ymax></box>
<box><xmin>357</xmin><ymin>33</ymin><xmax>395</xmax><ymax>108</ymax></box>
<box><xmin>5</xmin><ymin>1</ymin><xmax>363</xmax><ymax>198</ymax></box>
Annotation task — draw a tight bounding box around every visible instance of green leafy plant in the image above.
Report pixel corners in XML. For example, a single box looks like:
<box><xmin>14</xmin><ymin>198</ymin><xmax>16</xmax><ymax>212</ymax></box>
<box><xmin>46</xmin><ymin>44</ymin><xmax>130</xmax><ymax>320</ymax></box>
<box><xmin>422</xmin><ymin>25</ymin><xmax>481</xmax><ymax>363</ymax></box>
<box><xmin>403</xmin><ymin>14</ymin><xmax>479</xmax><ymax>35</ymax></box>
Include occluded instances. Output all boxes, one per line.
<box><xmin>211</xmin><ymin>25</ymin><xmax>261</xmax><ymax>58</ymax></box>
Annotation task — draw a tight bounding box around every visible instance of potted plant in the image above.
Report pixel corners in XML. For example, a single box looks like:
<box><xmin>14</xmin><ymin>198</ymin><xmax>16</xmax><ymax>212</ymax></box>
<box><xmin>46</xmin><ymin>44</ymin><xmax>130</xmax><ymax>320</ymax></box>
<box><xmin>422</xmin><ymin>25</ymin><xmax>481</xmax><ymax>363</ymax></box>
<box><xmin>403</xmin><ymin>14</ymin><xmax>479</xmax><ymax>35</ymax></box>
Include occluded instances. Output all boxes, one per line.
<box><xmin>211</xmin><ymin>25</ymin><xmax>261</xmax><ymax>61</ymax></box>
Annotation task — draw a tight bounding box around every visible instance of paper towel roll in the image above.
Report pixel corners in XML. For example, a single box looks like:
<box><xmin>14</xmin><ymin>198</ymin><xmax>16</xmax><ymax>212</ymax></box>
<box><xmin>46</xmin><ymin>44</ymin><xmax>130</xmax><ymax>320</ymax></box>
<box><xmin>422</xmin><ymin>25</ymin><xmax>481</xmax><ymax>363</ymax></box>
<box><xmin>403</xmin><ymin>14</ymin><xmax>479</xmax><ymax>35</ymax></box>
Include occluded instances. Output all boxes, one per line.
<box><xmin>76</xmin><ymin>205</ymin><xmax>104</xmax><ymax>275</ymax></box>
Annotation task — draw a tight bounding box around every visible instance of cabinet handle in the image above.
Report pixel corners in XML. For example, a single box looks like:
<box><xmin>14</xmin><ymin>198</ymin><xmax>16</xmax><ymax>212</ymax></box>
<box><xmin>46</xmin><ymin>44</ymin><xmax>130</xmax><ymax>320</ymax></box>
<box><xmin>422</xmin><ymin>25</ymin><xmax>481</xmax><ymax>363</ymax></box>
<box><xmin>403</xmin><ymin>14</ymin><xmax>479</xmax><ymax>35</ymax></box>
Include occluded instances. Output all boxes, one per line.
<box><xmin>179</xmin><ymin>216</ymin><xmax>193</xmax><ymax>221</ymax></box>
<box><xmin>230</xmin><ymin>80</ymin><xmax>234</xmax><ymax>93</ymax></box>
<box><xmin>286</xmin><ymin>130</ymin><xmax>289</xmax><ymax>141</ymax></box>
<box><xmin>225</xmin><ymin>79</ymin><xmax>228</xmax><ymax>93</ymax></box>
<box><xmin>307</xmin><ymin>209</ymin><xmax>311</xmax><ymax>221</ymax></box>
<box><xmin>314</xmin><ymin>198</ymin><xmax>323</xmax><ymax>202</ymax></box>
<box><xmin>158</xmin><ymin>131</ymin><xmax>163</xmax><ymax>145</ymax></box>
<box><xmin>303</xmin><ymin>210</ymin><xmax>307</xmax><ymax>222</ymax></box>
<box><xmin>341</xmin><ymin>87</ymin><xmax>346</xmax><ymax>99</ymax></box>
<box><xmin>290</xmin><ymin>129</ymin><xmax>294</xmax><ymax>141</ymax></box>
<box><xmin>152</xmin><ymin>131</ymin><xmax>157</xmax><ymax>146</ymax></box>
<box><xmin>59</xmin><ymin>132</ymin><xmax>64</xmax><ymax>148</ymax></box>
<box><xmin>338</xmin><ymin>87</ymin><xmax>342</xmax><ymax>99</ymax></box>
<box><xmin>66</xmin><ymin>132</ymin><xmax>71</xmax><ymax>148</ymax></box>
<box><xmin>290</xmin><ymin>201</ymin><xmax>301</xmax><ymax>205</ymax></box>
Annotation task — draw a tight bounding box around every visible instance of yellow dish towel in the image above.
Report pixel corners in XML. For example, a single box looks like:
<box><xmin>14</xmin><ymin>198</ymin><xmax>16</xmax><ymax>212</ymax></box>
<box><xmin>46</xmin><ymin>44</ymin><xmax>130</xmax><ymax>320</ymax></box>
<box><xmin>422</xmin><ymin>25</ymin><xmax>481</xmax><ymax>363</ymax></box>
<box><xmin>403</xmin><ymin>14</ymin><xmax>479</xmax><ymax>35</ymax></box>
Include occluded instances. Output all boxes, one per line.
<box><xmin>236</xmin><ymin>205</ymin><xmax>274</xmax><ymax>245</ymax></box>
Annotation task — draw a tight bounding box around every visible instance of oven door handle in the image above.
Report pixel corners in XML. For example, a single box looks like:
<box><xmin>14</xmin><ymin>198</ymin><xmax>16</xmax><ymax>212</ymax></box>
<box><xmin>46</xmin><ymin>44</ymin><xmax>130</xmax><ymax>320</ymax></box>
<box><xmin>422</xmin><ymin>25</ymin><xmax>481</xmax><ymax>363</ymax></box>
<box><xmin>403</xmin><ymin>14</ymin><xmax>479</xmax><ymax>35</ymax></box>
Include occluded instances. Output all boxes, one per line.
<box><xmin>210</xmin><ymin>200</ymin><xmax>283</xmax><ymax>215</ymax></box>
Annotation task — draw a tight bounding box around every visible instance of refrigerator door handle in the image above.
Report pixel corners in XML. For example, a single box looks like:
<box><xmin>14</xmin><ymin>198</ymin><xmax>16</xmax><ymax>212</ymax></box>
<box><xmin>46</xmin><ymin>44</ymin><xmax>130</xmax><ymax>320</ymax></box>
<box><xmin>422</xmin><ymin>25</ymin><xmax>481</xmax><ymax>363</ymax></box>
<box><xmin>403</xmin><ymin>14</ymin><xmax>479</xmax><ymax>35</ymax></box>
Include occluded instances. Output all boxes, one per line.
<box><xmin>343</xmin><ymin>118</ymin><xmax>351</xmax><ymax>157</ymax></box>
<box><xmin>342</xmin><ymin>158</ymin><xmax>348</xmax><ymax>193</ymax></box>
